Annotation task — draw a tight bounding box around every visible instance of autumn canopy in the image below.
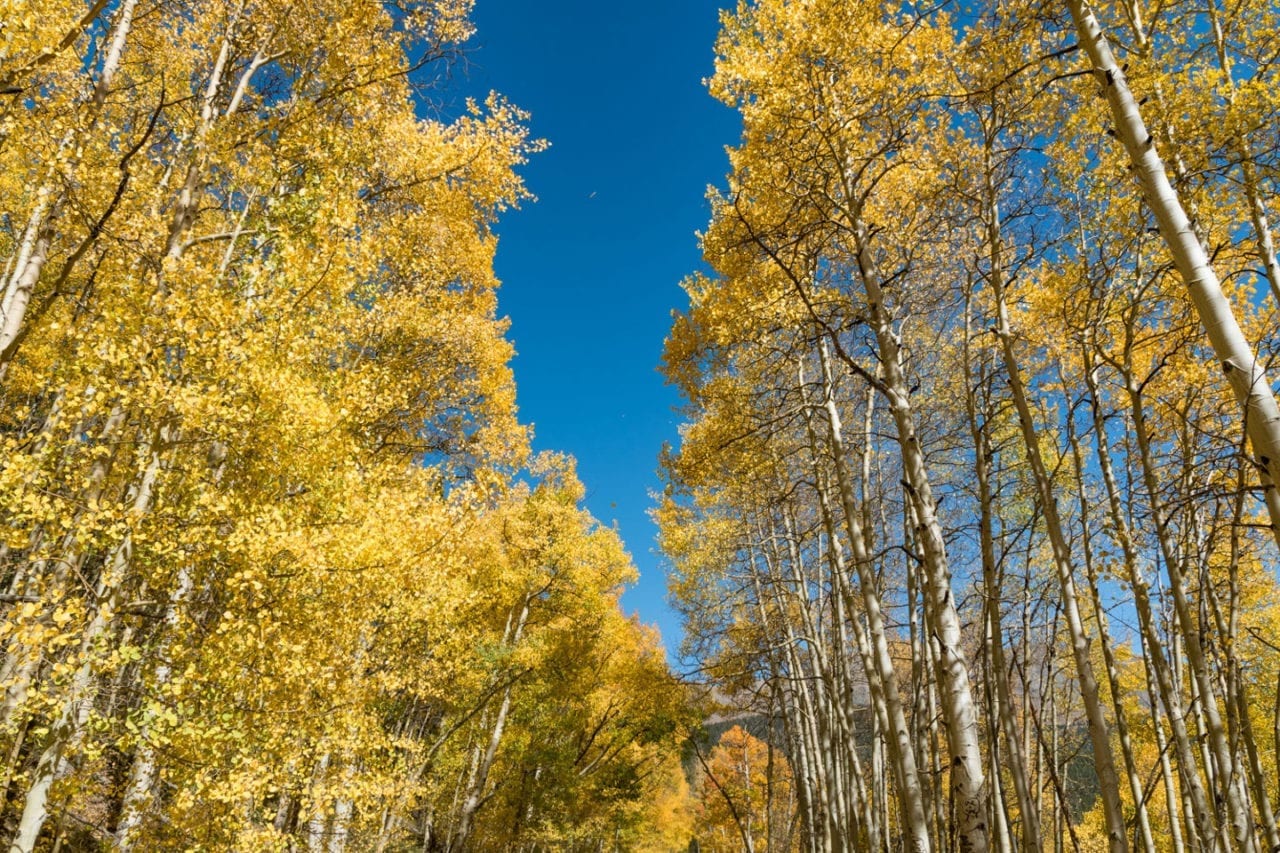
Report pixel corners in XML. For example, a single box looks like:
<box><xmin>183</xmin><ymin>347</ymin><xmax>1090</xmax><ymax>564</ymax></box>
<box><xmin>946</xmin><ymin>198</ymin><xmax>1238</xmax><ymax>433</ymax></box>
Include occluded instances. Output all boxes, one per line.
<box><xmin>2</xmin><ymin>0</ymin><xmax>1280</xmax><ymax>851</ymax></box>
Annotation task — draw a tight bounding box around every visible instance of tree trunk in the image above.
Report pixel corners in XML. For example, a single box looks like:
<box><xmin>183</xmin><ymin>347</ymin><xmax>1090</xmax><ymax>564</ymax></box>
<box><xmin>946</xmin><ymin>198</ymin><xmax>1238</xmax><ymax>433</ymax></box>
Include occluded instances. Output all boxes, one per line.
<box><xmin>844</xmin><ymin>216</ymin><xmax>989</xmax><ymax>853</ymax></box>
<box><xmin>1065</xmin><ymin>410</ymin><xmax>1156</xmax><ymax>853</ymax></box>
<box><xmin>1125</xmin><ymin>375</ymin><xmax>1256</xmax><ymax>852</ymax></box>
<box><xmin>448</xmin><ymin>595</ymin><xmax>530</xmax><ymax>852</ymax></box>
<box><xmin>1067</xmin><ymin>0</ymin><xmax>1280</xmax><ymax>550</ymax></box>
<box><xmin>114</xmin><ymin>565</ymin><xmax>193</xmax><ymax>850</ymax></box>
<box><xmin>988</xmin><ymin>222</ymin><xmax>1128</xmax><ymax>853</ymax></box>
<box><xmin>961</xmin><ymin>292</ymin><xmax>1041</xmax><ymax>853</ymax></box>
<box><xmin>810</xmin><ymin>339</ymin><xmax>933</xmax><ymax>853</ymax></box>
<box><xmin>10</xmin><ymin>430</ymin><xmax>163</xmax><ymax>852</ymax></box>
<box><xmin>1082</xmin><ymin>345</ymin><xmax>1216</xmax><ymax>850</ymax></box>
<box><xmin>0</xmin><ymin>0</ymin><xmax>138</xmax><ymax>370</ymax></box>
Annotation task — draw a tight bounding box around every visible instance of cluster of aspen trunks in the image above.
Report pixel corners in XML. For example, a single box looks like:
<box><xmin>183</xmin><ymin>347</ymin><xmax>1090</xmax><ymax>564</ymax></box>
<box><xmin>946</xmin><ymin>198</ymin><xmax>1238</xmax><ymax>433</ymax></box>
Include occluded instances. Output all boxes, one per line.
<box><xmin>0</xmin><ymin>1</ymin><xmax>693</xmax><ymax>850</ymax></box>
<box><xmin>659</xmin><ymin>0</ymin><xmax>1280</xmax><ymax>851</ymax></box>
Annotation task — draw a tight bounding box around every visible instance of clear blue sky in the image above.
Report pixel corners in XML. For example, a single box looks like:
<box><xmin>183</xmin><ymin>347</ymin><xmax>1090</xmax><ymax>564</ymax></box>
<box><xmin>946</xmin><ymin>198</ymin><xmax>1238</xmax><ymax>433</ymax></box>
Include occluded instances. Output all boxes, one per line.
<box><xmin>456</xmin><ymin>2</ymin><xmax>740</xmax><ymax>652</ymax></box>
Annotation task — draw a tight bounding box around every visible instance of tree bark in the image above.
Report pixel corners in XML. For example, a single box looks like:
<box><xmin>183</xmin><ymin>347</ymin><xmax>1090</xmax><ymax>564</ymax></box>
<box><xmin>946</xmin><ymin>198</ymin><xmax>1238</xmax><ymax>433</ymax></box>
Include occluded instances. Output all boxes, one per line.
<box><xmin>1125</xmin><ymin>375</ymin><xmax>1256</xmax><ymax>853</ymax></box>
<box><xmin>1067</xmin><ymin>0</ymin><xmax>1280</xmax><ymax>550</ymax></box>
<box><xmin>9</xmin><ymin>428</ymin><xmax>163</xmax><ymax>853</ymax></box>
<box><xmin>987</xmin><ymin>210</ymin><xmax>1128</xmax><ymax>853</ymax></box>
<box><xmin>844</xmin><ymin>216</ymin><xmax>990</xmax><ymax>853</ymax></box>
<box><xmin>809</xmin><ymin>338</ymin><xmax>934</xmax><ymax>853</ymax></box>
<box><xmin>962</xmin><ymin>292</ymin><xmax>1041</xmax><ymax>853</ymax></box>
<box><xmin>447</xmin><ymin>595</ymin><xmax>531</xmax><ymax>852</ymax></box>
<box><xmin>0</xmin><ymin>0</ymin><xmax>138</xmax><ymax>370</ymax></box>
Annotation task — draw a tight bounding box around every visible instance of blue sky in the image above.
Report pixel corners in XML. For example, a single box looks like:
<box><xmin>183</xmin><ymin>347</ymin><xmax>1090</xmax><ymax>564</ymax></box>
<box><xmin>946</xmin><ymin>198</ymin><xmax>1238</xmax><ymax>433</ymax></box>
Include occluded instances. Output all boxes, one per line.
<box><xmin>456</xmin><ymin>2</ymin><xmax>740</xmax><ymax>652</ymax></box>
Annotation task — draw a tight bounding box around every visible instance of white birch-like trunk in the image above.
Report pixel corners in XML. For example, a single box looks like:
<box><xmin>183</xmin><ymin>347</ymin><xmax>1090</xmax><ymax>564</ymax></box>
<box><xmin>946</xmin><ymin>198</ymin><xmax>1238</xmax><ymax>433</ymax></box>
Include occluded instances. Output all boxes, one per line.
<box><xmin>989</xmin><ymin>242</ymin><xmax>1128</xmax><ymax>852</ymax></box>
<box><xmin>0</xmin><ymin>402</ymin><xmax>126</xmax><ymax>733</ymax></box>
<box><xmin>810</xmin><ymin>472</ymin><xmax>883</xmax><ymax>851</ymax></box>
<box><xmin>328</xmin><ymin>796</ymin><xmax>353</xmax><ymax>853</ymax></box>
<box><xmin>811</xmin><ymin>340</ymin><xmax>933</xmax><ymax>853</ymax></box>
<box><xmin>1</xmin><ymin>186</ymin><xmax>52</xmax><ymax>319</ymax></box>
<box><xmin>1147</xmin><ymin>665</ymin><xmax>1187</xmax><ymax>853</ymax></box>
<box><xmin>751</xmin><ymin>551</ymin><xmax>821</xmax><ymax>849</ymax></box>
<box><xmin>1067</xmin><ymin>0</ymin><xmax>1280</xmax><ymax>549</ymax></box>
<box><xmin>447</xmin><ymin>595</ymin><xmax>530</xmax><ymax>852</ymax></box>
<box><xmin>846</xmin><ymin>218</ymin><xmax>989</xmax><ymax>853</ymax></box>
<box><xmin>306</xmin><ymin>752</ymin><xmax>332</xmax><ymax>852</ymax></box>
<box><xmin>1126</xmin><ymin>380</ymin><xmax>1256</xmax><ymax>852</ymax></box>
<box><xmin>9</xmin><ymin>432</ymin><xmax>162</xmax><ymax>852</ymax></box>
<box><xmin>1204</xmin><ymin>0</ymin><xmax>1280</xmax><ymax>310</ymax></box>
<box><xmin>0</xmin><ymin>194</ymin><xmax>57</xmax><ymax>368</ymax></box>
<box><xmin>1221</xmin><ymin>476</ymin><xmax>1280</xmax><ymax>851</ymax></box>
<box><xmin>0</xmin><ymin>0</ymin><xmax>138</xmax><ymax>367</ymax></box>
<box><xmin>772</xmin><ymin>506</ymin><xmax>845</xmax><ymax>850</ymax></box>
<box><xmin>1085</xmin><ymin>352</ymin><xmax>1218</xmax><ymax>848</ymax></box>
<box><xmin>961</xmin><ymin>297</ymin><xmax>1041</xmax><ymax>853</ymax></box>
<box><xmin>1065</xmin><ymin>418</ymin><xmax>1156</xmax><ymax>853</ymax></box>
<box><xmin>114</xmin><ymin>565</ymin><xmax>193</xmax><ymax>850</ymax></box>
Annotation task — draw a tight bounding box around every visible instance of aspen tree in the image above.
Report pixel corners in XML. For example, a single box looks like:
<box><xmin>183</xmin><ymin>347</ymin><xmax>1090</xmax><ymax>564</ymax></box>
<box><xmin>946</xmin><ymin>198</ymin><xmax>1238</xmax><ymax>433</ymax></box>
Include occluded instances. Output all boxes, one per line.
<box><xmin>0</xmin><ymin>0</ymin><xmax>136</xmax><ymax>370</ymax></box>
<box><xmin>1066</xmin><ymin>0</ymin><xmax>1280</xmax><ymax>550</ymax></box>
<box><xmin>1204</xmin><ymin>0</ymin><xmax>1280</xmax><ymax>309</ymax></box>
<box><xmin>981</xmin><ymin>145</ymin><xmax>1129</xmax><ymax>853</ymax></box>
<box><xmin>961</xmin><ymin>289</ymin><xmax>1041</xmax><ymax>853</ymax></box>
<box><xmin>695</xmin><ymin>6</ymin><xmax>994</xmax><ymax>846</ymax></box>
<box><xmin>0</xmin><ymin>1</ymin><xmax>691</xmax><ymax>848</ymax></box>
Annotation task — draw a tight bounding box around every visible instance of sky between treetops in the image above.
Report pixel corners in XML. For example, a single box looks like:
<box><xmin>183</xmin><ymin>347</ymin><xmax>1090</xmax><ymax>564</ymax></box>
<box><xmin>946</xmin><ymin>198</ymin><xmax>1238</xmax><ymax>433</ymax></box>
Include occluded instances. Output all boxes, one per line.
<box><xmin>453</xmin><ymin>1</ymin><xmax>741</xmax><ymax>654</ymax></box>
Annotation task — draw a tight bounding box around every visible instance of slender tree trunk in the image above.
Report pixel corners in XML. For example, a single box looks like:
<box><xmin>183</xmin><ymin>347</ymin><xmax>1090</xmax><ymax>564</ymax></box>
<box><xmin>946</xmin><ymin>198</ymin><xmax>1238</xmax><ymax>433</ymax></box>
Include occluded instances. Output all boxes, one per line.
<box><xmin>760</xmin><ymin>513</ymin><xmax>830</xmax><ymax>848</ymax></box>
<box><xmin>0</xmin><ymin>0</ymin><xmax>113</xmax><ymax>94</ymax></box>
<box><xmin>10</xmin><ymin>429</ymin><xmax>163</xmax><ymax>852</ymax></box>
<box><xmin>1223</xmin><ymin>483</ymin><xmax>1280</xmax><ymax>851</ymax></box>
<box><xmin>810</xmin><ymin>339</ymin><xmax>933</xmax><ymax>853</ymax></box>
<box><xmin>307</xmin><ymin>752</ymin><xmax>332</xmax><ymax>852</ymax></box>
<box><xmin>1065</xmin><ymin>411</ymin><xmax>1156</xmax><ymax>853</ymax></box>
<box><xmin>114</xmin><ymin>565</ymin><xmax>193</xmax><ymax>850</ymax></box>
<box><xmin>844</xmin><ymin>216</ymin><xmax>989</xmax><ymax>853</ymax></box>
<box><xmin>1200</xmin><ymin>0</ymin><xmax>1280</xmax><ymax>310</ymax></box>
<box><xmin>1083</xmin><ymin>347</ymin><xmax>1218</xmax><ymax>850</ymax></box>
<box><xmin>985</xmin><ymin>605</ymin><xmax>1015</xmax><ymax>853</ymax></box>
<box><xmin>329</xmin><ymin>793</ymin><xmax>353</xmax><ymax>853</ymax></box>
<box><xmin>1067</xmin><ymin>0</ymin><xmax>1280</xmax><ymax>550</ymax></box>
<box><xmin>0</xmin><ymin>0</ymin><xmax>138</xmax><ymax>369</ymax></box>
<box><xmin>962</xmin><ymin>287</ymin><xmax>1041</xmax><ymax>853</ymax></box>
<box><xmin>811</xmin><ymin>470</ymin><xmax>880</xmax><ymax>852</ymax></box>
<box><xmin>1125</xmin><ymin>376</ymin><xmax>1256</xmax><ymax>852</ymax></box>
<box><xmin>448</xmin><ymin>595</ymin><xmax>531</xmax><ymax>852</ymax></box>
<box><xmin>0</xmin><ymin>403</ymin><xmax>126</xmax><ymax>731</ymax></box>
<box><xmin>1146</xmin><ymin>659</ymin><xmax>1187</xmax><ymax>853</ymax></box>
<box><xmin>987</xmin><ymin>225</ymin><xmax>1127</xmax><ymax>852</ymax></box>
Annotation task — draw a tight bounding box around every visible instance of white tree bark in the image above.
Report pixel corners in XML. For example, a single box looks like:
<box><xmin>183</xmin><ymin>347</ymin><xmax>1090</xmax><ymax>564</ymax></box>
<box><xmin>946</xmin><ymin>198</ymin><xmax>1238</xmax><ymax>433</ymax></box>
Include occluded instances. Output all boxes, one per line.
<box><xmin>845</xmin><ymin>218</ymin><xmax>990</xmax><ymax>853</ymax></box>
<box><xmin>1065</xmin><ymin>413</ymin><xmax>1156</xmax><ymax>853</ymax></box>
<box><xmin>0</xmin><ymin>0</ymin><xmax>138</xmax><ymax>366</ymax></box>
<box><xmin>1085</xmin><ymin>345</ymin><xmax>1218</xmax><ymax>849</ymax></box>
<box><xmin>447</xmin><ymin>595</ymin><xmax>530</xmax><ymax>852</ymax></box>
<box><xmin>1204</xmin><ymin>0</ymin><xmax>1280</xmax><ymax>311</ymax></box>
<box><xmin>306</xmin><ymin>752</ymin><xmax>332</xmax><ymax>852</ymax></box>
<box><xmin>1067</xmin><ymin>0</ymin><xmax>1280</xmax><ymax>549</ymax></box>
<box><xmin>1126</xmin><ymin>378</ymin><xmax>1257</xmax><ymax>853</ymax></box>
<box><xmin>811</xmin><ymin>340</ymin><xmax>934</xmax><ymax>853</ymax></box>
<box><xmin>114</xmin><ymin>566</ymin><xmax>193</xmax><ymax>850</ymax></box>
<box><xmin>961</xmin><ymin>298</ymin><xmax>1041</xmax><ymax>853</ymax></box>
<box><xmin>991</xmin><ymin>285</ymin><xmax>1128</xmax><ymax>852</ymax></box>
<box><xmin>9</xmin><ymin>431</ymin><xmax>162</xmax><ymax>853</ymax></box>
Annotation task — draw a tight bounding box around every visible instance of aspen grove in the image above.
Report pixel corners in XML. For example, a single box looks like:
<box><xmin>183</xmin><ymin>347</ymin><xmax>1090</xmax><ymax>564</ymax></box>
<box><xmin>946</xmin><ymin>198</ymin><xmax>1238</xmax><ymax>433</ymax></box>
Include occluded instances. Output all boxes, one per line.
<box><xmin>5</xmin><ymin>0</ymin><xmax>1280</xmax><ymax>850</ymax></box>
<box><xmin>658</xmin><ymin>0</ymin><xmax>1280</xmax><ymax>850</ymax></box>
